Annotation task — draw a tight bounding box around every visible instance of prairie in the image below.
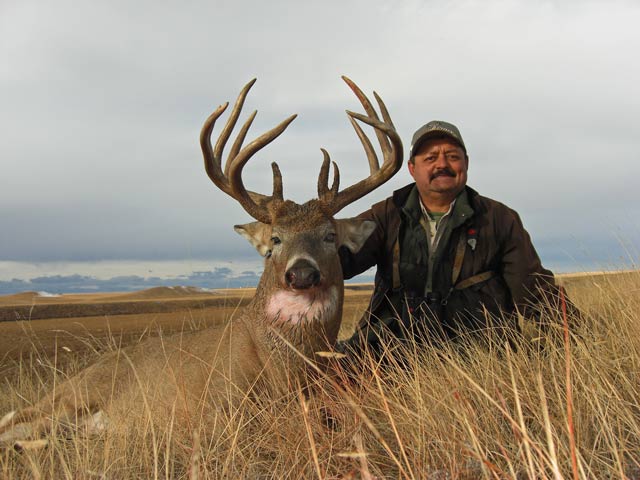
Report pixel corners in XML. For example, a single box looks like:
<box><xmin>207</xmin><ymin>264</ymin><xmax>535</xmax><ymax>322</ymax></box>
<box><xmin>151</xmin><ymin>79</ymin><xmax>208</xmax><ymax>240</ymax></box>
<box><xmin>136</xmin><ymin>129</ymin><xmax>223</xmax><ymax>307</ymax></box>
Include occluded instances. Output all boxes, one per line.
<box><xmin>0</xmin><ymin>285</ymin><xmax>372</xmax><ymax>367</ymax></box>
<box><xmin>0</xmin><ymin>271</ymin><xmax>639</xmax><ymax>478</ymax></box>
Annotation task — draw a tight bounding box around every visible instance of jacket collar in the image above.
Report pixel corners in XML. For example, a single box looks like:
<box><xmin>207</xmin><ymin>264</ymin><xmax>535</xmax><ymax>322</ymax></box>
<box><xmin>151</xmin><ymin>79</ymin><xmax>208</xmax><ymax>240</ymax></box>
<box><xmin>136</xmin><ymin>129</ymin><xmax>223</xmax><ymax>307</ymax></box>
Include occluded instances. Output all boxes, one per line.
<box><xmin>395</xmin><ymin>183</ymin><xmax>476</xmax><ymax>226</ymax></box>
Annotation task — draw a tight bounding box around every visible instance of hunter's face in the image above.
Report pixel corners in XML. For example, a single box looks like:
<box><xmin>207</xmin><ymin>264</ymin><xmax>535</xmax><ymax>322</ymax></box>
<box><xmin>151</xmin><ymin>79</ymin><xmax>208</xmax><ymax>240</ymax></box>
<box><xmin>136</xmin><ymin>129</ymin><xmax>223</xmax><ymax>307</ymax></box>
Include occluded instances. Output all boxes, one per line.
<box><xmin>408</xmin><ymin>137</ymin><xmax>468</xmax><ymax>200</ymax></box>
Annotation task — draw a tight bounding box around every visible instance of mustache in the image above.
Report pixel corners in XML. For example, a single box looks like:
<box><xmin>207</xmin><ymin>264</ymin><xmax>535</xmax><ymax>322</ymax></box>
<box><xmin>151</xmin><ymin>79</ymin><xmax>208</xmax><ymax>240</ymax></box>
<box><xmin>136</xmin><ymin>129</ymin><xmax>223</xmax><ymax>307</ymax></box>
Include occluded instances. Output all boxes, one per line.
<box><xmin>431</xmin><ymin>168</ymin><xmax>456</xmax><ymax>179</ymax></box>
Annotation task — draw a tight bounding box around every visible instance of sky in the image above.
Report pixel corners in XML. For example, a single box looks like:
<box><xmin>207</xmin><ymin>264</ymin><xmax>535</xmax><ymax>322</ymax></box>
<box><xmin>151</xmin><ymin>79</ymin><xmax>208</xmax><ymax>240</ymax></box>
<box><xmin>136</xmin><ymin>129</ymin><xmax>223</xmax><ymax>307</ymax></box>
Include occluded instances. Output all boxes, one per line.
<box><xmin>1</xmin><ymin>0</ymin><xmax>639</xmax><ymax>294</ymax></box>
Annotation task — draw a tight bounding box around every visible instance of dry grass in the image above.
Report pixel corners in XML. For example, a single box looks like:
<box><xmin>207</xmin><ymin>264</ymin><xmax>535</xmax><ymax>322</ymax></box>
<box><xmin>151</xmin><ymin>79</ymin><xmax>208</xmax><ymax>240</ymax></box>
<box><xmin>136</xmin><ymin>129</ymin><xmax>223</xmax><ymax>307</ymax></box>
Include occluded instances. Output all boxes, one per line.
<box><xmin>1</xmin><ymin>272</ymin><xmax>639</xmax><ymax>478</ymax></box>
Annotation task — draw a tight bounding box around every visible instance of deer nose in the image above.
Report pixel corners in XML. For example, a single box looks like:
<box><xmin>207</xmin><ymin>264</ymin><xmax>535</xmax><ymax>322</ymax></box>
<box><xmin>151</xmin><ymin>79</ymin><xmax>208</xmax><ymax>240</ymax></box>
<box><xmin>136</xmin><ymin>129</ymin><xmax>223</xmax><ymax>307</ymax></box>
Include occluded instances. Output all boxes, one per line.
<box><xmin>285</xmin><ymin>260</ymin><xmax>321</xmax><ymax>290</ymax></box>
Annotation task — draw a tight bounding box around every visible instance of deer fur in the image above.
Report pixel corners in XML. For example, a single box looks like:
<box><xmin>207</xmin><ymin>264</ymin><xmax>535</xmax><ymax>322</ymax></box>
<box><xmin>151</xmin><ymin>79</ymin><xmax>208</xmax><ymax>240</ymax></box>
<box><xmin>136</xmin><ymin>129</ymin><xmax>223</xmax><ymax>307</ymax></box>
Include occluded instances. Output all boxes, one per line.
<box><xmin>0</xmin><ymin>205</ymin><xmax>374</xmax><ymax>446</ymax></box>
<box><xmin>0</xmin><ymin>77</ymin><xmax>402</xmax><ymax>448</ymax></box>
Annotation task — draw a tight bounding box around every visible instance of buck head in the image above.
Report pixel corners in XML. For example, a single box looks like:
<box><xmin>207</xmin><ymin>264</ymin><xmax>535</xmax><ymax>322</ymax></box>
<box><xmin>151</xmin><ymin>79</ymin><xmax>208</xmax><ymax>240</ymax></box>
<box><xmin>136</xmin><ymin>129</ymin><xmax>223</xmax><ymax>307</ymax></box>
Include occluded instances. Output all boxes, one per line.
<box><xmin>234</xmin><ymin>201</ymin><xmax>375</xmax><ymax>291</ymax></box>
<box><xmin>200</xmin><ymin>77</ymin><xmax>403</xmax><ymax>351</ymax></box>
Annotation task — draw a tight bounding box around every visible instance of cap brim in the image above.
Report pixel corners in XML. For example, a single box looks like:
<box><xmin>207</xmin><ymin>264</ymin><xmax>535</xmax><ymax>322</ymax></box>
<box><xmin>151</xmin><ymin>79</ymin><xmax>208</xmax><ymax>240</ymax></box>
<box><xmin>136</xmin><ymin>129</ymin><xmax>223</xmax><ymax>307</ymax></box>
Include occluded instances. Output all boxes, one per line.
<box><xmin>411</xmin><ymin>130</ymin><xmax>466</xmax><ymax>156</ymax></box>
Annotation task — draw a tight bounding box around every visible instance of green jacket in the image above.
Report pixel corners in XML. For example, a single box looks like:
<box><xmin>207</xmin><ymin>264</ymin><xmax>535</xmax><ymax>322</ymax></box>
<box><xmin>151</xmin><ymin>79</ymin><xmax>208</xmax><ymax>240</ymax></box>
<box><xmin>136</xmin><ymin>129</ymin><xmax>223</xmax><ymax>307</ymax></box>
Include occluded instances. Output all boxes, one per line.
<box><xmin>340</xmin><ymin>183</ymin><xmax>565</xmax><ymax>345</ymax></box>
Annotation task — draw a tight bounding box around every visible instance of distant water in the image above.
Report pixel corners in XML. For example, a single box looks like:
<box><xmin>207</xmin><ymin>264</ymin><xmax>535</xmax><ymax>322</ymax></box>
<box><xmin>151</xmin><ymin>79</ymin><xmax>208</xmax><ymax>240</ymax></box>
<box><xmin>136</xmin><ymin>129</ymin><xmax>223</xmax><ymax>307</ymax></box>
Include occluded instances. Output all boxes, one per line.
<box><xmin>0</xmin><ymin>254</ymin><xmax>632</xmax><ymax>296</ymax></box>
<box><xmin>0</xmin><ymin>259</ymin><xmax>264</xmax><ymax>295</ymax></box>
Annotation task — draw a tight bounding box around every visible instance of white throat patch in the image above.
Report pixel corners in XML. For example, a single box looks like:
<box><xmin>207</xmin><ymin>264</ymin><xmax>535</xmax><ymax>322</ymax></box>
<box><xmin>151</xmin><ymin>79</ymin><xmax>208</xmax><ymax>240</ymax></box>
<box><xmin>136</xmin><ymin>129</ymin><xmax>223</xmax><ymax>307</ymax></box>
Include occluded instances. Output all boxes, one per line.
<box><xmin>266</xmin><ymin>286</ymin><xmax>339</xmax><ymax>325</ymax></box>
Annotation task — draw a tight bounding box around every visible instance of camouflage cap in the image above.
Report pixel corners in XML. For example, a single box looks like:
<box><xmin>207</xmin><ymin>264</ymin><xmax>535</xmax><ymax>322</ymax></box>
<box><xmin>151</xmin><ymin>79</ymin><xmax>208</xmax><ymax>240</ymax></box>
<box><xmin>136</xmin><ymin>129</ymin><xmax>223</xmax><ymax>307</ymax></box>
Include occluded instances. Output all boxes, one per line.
<box><xmin>410</xmin><ymin>120</ymin><xmax>466</xmax><ymax>157</ymax></box>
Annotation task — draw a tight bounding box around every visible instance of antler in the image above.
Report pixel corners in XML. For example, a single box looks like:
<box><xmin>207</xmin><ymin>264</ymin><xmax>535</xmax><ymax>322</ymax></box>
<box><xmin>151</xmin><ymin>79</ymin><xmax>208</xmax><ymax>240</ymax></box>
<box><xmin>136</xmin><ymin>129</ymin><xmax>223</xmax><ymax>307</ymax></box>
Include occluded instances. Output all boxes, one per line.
<box><xmin>200</xmin><ymin>79</ymin><xmax>297</xmax><ymax>224</ymax></box>
<box><xmin>317</xmin><ymin>76</ymin><xmax>404</xmax><ymax>215</ymax></box>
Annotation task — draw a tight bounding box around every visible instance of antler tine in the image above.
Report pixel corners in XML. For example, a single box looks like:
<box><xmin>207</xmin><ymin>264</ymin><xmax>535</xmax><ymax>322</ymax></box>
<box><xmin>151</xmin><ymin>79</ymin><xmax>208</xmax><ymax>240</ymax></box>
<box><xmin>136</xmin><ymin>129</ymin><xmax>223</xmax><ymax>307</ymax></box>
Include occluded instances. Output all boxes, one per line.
<box><xmin>346</xmin><ymin>111</ymin><xmax>399</xmax><ymax>139</ymax></box>
<box><xmin>341</xmin><ymin>76</ymin><xmax>392</xmax><ymax>159</ymax></box>
<box><xmin>201</xmin><ymin>80</ymin><xmax>266</xmax><ymax>203</ymax></box>
<box><xmin>348</xmin><ymin>114</ymin><xmax>379</xmax><ymax>175</ymax></box>
<box><xmin>214</xmin><ymin>79</ymin><xmax>256</xmax><ymax>161</ymax></box>
<box><xmin>317</xmin><ymin>149</ymin><xmax>339</xmax><ymax>201</ymax></box>
<box><xmin>271</xmin><ymin>162</ymin><xmax>284</xmax><ymax>201</ymax></box>
<box><xmin>374</xmin><ymin>91</ymin><xmax>395</xmax><ymax>128</ymax></box>
<box><xmin>347</xmin><ymin>111</ymin><xmax>401</xmax><ymax>170</ymax></box>
<box><xmin>227</xmin><ymin>113</ymin><xmax>297</xmax><ymax>223</ymax></box>
<box><xmin>200</xmin><ymin>102</ymin><xmax>232</xmax><ymax>195</ymax></box>
<box><xmin>370</xmin><ymin>92</ymin><xmax>396</xmax><ymax>166</ymax></box>
<box><xmin>323</xmin><ymin>79</ymin><xmax>403</xmax><ymax>215</ymax></box>
<box><xmin>226</xmin><ymin>109</ymin><xmax>257</xmax><ymax>177</ymax></box>
<box><xmin>200</xmin><ymin>79</ymin><xmax>297</xmax><ymax>224</ymax></box>
<box><xmin>318</xmin><ymin>149</ymin><xmax>330</xmax><ymax>199</ymax></box>
<box><xmin>330</xmin><ymin>161</ymin><xmax>340</xmax><ymax>196</ymax></box>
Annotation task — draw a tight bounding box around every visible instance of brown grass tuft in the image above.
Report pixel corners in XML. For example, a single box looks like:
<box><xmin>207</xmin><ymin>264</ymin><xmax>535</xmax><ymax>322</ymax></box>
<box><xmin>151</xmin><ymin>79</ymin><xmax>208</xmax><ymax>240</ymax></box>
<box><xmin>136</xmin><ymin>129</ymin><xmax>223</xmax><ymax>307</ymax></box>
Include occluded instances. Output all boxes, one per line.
<box><xmin>1</xmin><ymin>271</ymin><xmax>640</xmax><ymax>478</ymax></box>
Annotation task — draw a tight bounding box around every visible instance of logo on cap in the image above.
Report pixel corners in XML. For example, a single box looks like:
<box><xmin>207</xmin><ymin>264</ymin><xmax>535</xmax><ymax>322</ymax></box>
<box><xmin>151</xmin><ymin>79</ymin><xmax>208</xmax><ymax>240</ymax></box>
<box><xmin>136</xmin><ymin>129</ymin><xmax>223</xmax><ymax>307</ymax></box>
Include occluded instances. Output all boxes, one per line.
<box><xmin>410</xmin><ymin>120</ymin><xmax>466</xmax><ymax>157</ymax></box>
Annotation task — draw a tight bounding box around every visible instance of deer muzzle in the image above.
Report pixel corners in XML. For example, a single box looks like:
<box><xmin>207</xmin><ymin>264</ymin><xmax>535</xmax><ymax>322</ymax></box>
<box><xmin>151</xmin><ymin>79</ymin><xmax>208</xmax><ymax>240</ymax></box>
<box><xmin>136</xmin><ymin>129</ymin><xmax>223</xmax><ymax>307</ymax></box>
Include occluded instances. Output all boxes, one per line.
<box><xmin>285</xmin><ymin>259</ymin><xmax>321</xmax><ymax>290</ymax></box>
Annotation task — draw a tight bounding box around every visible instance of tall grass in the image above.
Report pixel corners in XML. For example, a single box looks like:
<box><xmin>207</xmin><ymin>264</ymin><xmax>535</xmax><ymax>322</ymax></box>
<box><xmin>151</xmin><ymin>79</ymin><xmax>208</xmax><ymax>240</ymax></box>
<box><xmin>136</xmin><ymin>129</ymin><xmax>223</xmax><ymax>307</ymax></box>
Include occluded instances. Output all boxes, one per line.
<box><xmin>1</xmin><ymin>271</ymin><xmax>639</xmax><ymax>478</ymax></box>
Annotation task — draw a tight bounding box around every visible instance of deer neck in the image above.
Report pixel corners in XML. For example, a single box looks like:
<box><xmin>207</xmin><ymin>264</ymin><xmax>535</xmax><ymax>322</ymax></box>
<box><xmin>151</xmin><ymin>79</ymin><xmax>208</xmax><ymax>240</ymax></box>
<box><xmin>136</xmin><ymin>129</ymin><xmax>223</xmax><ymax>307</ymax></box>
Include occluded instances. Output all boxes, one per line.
<box><xmin>247</xmin><ymin>263</ymin><xmax>344</xmax><ymax>359</ymax></box>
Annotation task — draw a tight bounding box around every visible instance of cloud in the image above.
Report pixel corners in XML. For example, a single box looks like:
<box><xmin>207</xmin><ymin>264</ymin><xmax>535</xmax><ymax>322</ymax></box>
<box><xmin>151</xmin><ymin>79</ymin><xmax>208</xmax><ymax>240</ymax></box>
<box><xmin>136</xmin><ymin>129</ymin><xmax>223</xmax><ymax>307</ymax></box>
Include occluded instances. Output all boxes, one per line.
<box><xmin>1</xmin><ymin>0</ymin><xmax>639</xmax><ymax>275</ymax></box>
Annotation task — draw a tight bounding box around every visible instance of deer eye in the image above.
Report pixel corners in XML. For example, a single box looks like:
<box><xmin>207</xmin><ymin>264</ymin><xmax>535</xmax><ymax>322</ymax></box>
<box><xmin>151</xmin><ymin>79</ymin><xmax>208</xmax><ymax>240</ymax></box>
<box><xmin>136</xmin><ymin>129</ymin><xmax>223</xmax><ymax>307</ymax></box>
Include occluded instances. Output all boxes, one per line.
<box><xmin>271</xmin><ymin>236</ymin><xmax>281</xmax><ymax>245</ymax></box>
<box><xmin>324</xmin><ymin>232</ymin><xmax>336</xmax><ymax>243</ymax></box>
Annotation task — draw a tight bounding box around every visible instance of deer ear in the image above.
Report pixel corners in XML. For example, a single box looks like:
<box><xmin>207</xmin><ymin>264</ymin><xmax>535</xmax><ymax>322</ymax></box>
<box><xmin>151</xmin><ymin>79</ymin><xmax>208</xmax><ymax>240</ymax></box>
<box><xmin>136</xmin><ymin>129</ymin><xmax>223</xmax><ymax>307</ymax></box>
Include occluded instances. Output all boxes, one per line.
<box><xmin>335</xmin><ymin>218</ymin><xmax>376</xmax><ymax>253</ymax></box>
<box><xmin>234</xmin><ymin>222</ymin><xmax>272</xmax><ymax>257</ymax></box>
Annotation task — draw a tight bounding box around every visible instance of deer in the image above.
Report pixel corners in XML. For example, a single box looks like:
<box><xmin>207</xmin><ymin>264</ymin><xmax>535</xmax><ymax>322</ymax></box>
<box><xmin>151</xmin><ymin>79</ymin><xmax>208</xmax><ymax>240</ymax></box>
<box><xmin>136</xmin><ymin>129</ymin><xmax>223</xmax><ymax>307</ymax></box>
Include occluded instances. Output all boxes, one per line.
<box><xmin>0</xmin><ymin>77</ymin><xmax>403</xmax><ymax>448</ymax></box>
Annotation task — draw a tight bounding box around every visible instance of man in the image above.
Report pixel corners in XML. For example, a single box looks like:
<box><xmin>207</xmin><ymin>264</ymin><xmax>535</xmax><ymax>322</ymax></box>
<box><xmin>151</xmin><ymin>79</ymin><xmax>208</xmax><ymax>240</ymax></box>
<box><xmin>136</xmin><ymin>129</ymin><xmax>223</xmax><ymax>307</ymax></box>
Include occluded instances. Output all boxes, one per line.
<box><xmin>339</xmin><ymin>120</ymin><xmax>570</xmax><ymax>355</ymax></box>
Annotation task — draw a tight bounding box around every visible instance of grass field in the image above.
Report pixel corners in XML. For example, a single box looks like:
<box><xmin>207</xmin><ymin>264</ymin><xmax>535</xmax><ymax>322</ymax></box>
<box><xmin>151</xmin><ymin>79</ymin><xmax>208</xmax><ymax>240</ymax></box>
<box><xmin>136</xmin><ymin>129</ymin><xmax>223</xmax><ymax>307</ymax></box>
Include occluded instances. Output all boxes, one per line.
<box><xmin>0</xmin><ymin>285</ymin><xmax>372</xmax><ymax>368</ymax></box>
<box><xmin>0</xmin><ymin>272</ymin><xmax>639</xmax><ymax>478</ymax></box>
